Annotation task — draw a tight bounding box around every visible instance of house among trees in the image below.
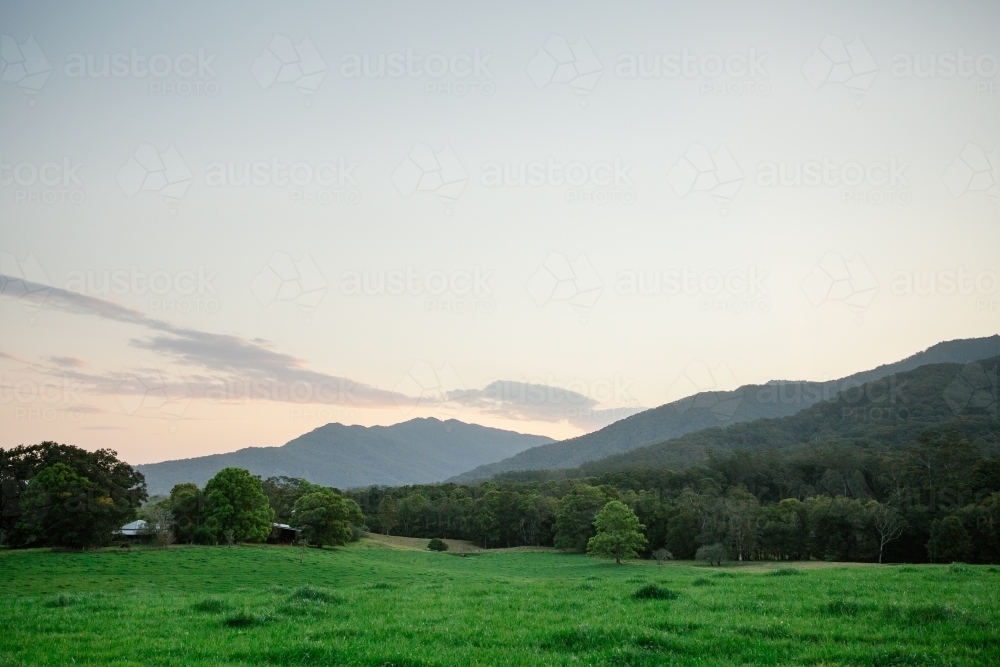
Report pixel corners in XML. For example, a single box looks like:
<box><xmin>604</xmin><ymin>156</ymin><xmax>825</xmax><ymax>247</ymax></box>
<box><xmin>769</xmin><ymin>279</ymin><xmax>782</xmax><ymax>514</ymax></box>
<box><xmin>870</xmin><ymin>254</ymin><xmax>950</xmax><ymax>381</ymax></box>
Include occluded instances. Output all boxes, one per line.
<box><xmin>116</xmin><ymin>520</ymin><xmax>151</xmax><ymax>543</ymax></box>
<box><xmin>268</xmin><ymin>523</ymin><xmax>301</xmax><ymax>544</ymax></box>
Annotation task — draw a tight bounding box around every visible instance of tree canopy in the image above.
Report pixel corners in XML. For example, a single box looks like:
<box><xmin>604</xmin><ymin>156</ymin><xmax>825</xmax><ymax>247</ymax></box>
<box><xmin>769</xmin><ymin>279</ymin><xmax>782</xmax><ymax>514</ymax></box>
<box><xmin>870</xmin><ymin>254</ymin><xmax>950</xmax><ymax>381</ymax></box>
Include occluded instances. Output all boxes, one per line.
<box><xmin>586</xmin><ymin>500</ymin><xmax>647</xmax><ymax>564</ymax></box>
<box><xmin>204</xmin><ymin>468</ymin><xmax>274</xmax><ymax>543</ymax></box>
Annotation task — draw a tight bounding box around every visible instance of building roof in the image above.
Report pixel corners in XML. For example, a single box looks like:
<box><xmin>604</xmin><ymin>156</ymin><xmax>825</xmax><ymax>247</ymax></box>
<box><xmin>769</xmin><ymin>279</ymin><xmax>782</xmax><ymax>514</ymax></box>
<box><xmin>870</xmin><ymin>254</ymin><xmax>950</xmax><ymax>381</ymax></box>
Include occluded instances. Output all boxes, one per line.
<box><xmin>118</xmin><ymin>520</ymin><xmax>148</xmax><ymax>536</ymax></box>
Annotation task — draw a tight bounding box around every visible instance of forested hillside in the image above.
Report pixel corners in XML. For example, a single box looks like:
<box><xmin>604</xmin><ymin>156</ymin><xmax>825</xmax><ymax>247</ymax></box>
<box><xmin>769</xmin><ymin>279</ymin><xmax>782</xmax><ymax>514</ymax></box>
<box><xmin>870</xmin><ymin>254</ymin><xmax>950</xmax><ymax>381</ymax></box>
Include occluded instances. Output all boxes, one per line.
<box><xmin>572</xmin><ymin>357</ymin><xmax>999</xmax><ymax>476</ymax></box>
<box><xmin>451</xmin><ymin>336</ymin><xmax>1000</xmax><ymax>482</ymax></box>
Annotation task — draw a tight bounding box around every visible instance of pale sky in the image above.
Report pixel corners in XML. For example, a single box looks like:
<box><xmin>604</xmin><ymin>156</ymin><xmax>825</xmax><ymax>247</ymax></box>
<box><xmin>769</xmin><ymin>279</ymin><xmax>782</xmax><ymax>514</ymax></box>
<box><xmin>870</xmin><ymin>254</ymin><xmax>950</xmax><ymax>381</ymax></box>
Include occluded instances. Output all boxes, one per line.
<box><xmin>1</xmin><ymin>0</ymin><xmax>998</xmax><ymax>465</ymax></box>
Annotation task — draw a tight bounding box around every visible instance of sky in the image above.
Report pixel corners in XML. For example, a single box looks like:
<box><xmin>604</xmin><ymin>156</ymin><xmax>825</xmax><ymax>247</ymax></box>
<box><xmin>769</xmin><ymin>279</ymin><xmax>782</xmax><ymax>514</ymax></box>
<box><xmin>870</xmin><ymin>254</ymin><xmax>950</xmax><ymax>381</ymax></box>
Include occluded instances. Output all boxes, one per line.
<box><xmin>1</xmin><ymin>0</ymin><xmax>998</xmax><ymax>465</ymax></box>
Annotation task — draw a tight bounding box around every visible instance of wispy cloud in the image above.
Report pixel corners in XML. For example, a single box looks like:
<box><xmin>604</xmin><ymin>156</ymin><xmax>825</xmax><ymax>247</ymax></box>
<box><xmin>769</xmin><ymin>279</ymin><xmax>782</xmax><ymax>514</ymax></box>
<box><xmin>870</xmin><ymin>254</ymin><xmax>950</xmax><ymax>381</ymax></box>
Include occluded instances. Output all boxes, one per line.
<box><xmin>449</xmin><ymin>380</ymin><xmax>643</xmax><ymax>429</ymax></box>
<box><xmin>49</xmin><ymin>355</ymin><xmax>88</xmax><ymax>368</ymax></box>
<box><xmin>2</xmin><ymin>277</ymin><xmax>641</xmax><ymax>430</ymax></box>
<box><xmin>0</xmin><ymin>276</ymin><xmax>405</xmax><ymax>408</ymax></box>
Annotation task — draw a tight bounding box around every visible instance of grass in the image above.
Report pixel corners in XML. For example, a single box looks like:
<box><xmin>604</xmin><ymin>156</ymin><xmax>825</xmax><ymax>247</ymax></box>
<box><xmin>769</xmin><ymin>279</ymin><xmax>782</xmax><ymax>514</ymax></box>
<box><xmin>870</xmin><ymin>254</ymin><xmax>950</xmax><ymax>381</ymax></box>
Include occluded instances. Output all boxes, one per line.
<box><xmin>1</xmin><ymin>541</ymin><xmax>999</xmax><ymax>666</ymax></box>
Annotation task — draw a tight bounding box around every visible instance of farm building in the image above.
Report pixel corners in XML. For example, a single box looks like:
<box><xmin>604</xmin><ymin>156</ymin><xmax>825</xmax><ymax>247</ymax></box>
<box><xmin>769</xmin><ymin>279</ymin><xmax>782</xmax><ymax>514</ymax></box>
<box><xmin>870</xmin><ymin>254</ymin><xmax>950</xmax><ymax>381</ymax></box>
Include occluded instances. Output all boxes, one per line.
<box><xmin>269</xmin><ymin>523</ymin><xmax>301</xmax><ymax>544</ymax></box>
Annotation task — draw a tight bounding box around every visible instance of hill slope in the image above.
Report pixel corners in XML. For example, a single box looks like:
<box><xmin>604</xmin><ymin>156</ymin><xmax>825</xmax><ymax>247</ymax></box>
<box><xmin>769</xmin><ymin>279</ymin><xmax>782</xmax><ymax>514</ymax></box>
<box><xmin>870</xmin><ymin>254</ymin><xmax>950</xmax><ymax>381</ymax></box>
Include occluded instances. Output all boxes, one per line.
<box><xmin>574</xmin><ymin>355</ymin><xmax>1000</xmax><ymax>476</ymax></box>
<box><xmin>449</xmin><ymin>335</ymin><xmax>1000</xmax><ymax>482</ymax></box>
<box><xmin>137</xmin><ymin>418</ymin><xmax>553</xmax><ymax>495</ymax></box>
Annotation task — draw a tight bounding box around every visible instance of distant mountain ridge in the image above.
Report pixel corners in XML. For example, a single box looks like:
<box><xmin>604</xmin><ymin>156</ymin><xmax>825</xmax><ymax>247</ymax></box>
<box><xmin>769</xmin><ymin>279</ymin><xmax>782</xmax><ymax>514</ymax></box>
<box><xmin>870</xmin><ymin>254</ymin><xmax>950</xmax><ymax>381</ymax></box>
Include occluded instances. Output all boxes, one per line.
<box><xmin>137</xmin><ymin>418</ymin><xmax>553</xmax><ymax>495</ymax></box>
<box><xmin>571</xmin><ymin>354</ymin><xmax>1000</xmax><ymax>477</ymax></box>
<box><xmin>448</xmin><ymin>335</ymin><xmax>1000</xmax><ymax>482</ymax></box>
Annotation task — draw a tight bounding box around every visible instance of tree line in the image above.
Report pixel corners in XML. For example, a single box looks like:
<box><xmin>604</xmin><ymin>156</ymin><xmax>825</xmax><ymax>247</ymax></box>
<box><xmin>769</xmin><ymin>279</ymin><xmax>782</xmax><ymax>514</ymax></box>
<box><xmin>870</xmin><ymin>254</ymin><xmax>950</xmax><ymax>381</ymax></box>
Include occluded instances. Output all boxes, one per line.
<box><xmin>5</xmin><ymin>427</ymin><xmax>999</xmax><ymax>563</ymax></box>
<box><xmin>347</xmin><ymin>428</ymin><xmax>1000</xmax><ymax>564</ymax></box>
<box><xmin>0</xmin><ymin>442</ymin><xmax>364</xmax><ymax>549</ymax></box>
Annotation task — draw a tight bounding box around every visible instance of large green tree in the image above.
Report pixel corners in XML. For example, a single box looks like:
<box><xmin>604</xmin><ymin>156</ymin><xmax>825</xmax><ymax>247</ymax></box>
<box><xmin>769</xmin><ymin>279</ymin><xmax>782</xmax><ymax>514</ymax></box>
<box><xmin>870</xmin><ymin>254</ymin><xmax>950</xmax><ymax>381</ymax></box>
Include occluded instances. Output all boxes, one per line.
<box><xmin>1</xmin><ymin>442</ymin><xmax>146</xmax><ymax>547</ymax></box>
<box><xmin>554</xmin><ymin>484</ymin><xmax>612</xmax><ymax>551</ymax></box>
<box><xmin>376</xmin><ymin>495</ymin><xmax>399</xmax><ymax>535</ymax></box>
<box><xmin>586</xmin><ymin>500</ymin><xmax>647</xmax><ymax>564</ymax></box>
<box><xmin>261</xmin><ymin>477</ymin><xmax>324</xmax><ymax>524</ymax></box>
<box><xmin>204</xmin><ymin>468</ymin><xmax>274</xmax><ymax>543</ymax></box>
<box><xmin>167</xmin><ymin>483</ymin><xmax>205</xmax><ymax>543</ymax></box>
<box><xmin>292</xmin><ymin>489</ymin><xmax>363</xmax><ymax>547</ymax></box>
<box><xmin>18</xmin><ymin>463</ymin><xmax>122</xmax><ymax>548</ymax></box>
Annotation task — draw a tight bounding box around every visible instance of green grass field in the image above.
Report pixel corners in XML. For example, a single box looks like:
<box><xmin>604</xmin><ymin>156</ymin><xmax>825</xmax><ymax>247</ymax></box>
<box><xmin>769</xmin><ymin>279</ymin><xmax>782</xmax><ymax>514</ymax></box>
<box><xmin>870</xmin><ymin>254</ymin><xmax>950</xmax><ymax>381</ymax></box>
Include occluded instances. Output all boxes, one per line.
<box><xmin>2</xmin><ymin>540</ymin><xmax>999</xmax><ymax>666</ymax></box>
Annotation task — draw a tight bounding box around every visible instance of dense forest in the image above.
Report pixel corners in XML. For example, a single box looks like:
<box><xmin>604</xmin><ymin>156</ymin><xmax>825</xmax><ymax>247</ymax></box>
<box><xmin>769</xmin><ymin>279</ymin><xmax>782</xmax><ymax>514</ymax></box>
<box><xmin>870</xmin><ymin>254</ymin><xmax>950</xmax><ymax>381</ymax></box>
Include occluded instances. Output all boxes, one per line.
<box><xmin>349</xmin><ymin>429</ymin><xmax>1000</xmax><ymax>564</ymax></box>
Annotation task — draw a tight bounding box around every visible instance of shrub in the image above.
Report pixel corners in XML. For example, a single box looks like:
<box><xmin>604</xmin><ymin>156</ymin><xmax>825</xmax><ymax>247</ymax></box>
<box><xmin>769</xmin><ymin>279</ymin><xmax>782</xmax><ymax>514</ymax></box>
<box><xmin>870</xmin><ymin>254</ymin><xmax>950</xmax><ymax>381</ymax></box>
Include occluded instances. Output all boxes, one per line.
<box><xmin>695</xmin><ymin>543</ymin><xmax>727</xmax><ymax>566</ymax></box>
<box><xmin>428</xmin><ymin>538</ymin><xmax>449</xmax><ymax>552</ymax></box>
<box><xmin>631</xmin><ymin>584</ymin><xmax>679</xmax><ymax>600</ymax></box>
<box><xmin>192</xmin><ymin>526</ymin><xmax>217</xmax><ymax>546</ymax></box>
<box><xmin>651</xmin><ymin>548</ymin><xmax>673</xmax><ymax>565</ymax></box>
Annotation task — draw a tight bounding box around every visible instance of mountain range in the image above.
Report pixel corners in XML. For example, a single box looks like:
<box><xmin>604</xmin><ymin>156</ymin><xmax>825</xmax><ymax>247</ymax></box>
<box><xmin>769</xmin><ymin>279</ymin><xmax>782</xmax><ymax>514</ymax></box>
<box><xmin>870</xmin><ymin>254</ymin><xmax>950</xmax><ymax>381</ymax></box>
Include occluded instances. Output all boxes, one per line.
<box><xmin>137</xmin><ymin>335</ymin><xmax>1000</xmax><ymax>494</ymax></box>
<box><xmin>447</xmin><ymin>335</ymin><xmax>1000</xmax><ymax>482</ymax></box>
<box><xmin>567</xmin><ymin>354</ymin><xmax>999</xmax><ymax>478</ymax></box>
<box><xmin>137</xmin><ymin>419</ymin><xmax>552</xmax><ymax>495</ymax></box>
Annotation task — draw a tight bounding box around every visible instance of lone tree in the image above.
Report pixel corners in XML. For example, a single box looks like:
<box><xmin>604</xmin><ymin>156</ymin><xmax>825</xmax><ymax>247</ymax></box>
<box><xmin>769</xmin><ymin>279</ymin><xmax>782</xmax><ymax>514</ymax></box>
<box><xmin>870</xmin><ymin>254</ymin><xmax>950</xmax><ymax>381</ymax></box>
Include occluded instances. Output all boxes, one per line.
<box><xmin>652</xmin><ymin>548</ymin><xmax>673</xmax><ymax>565</ymax></box>
<box><xmin>586</xmin><ymin>500</ymin><xmax>647</xmax><ymax>565</ymax></box>
<box><xmin>868</xmin><ymin>501</ymin><xmax>906</xmax><ymax>564</ymax></box>
<box><xmin>292</xmin><ymin>489</ymin><xmax>364</xmax><ymax>548</ymax></box>
<box><xmin>377</xmin><ymin>495</ymin><xmax>399</xmax><ymax>535</ymax></box>
<box><xmin>204</xmin><ymin>468</ymin><xmax>274</xmax><ymax>543</ymax></box>
<box><xmin>696</xmin><ymin>543</ymin><xmax>727</xmax><ymax>566</ymax></box>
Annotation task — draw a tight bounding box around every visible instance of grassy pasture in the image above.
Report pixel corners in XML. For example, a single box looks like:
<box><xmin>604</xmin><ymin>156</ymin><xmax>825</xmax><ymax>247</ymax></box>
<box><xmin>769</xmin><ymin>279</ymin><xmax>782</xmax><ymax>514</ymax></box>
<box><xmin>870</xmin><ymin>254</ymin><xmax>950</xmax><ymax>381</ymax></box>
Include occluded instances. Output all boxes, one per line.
<box><xmin>1</xmin><ymin>540</ymin><xmax>999</xmax><ymax>666</ymax></box>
